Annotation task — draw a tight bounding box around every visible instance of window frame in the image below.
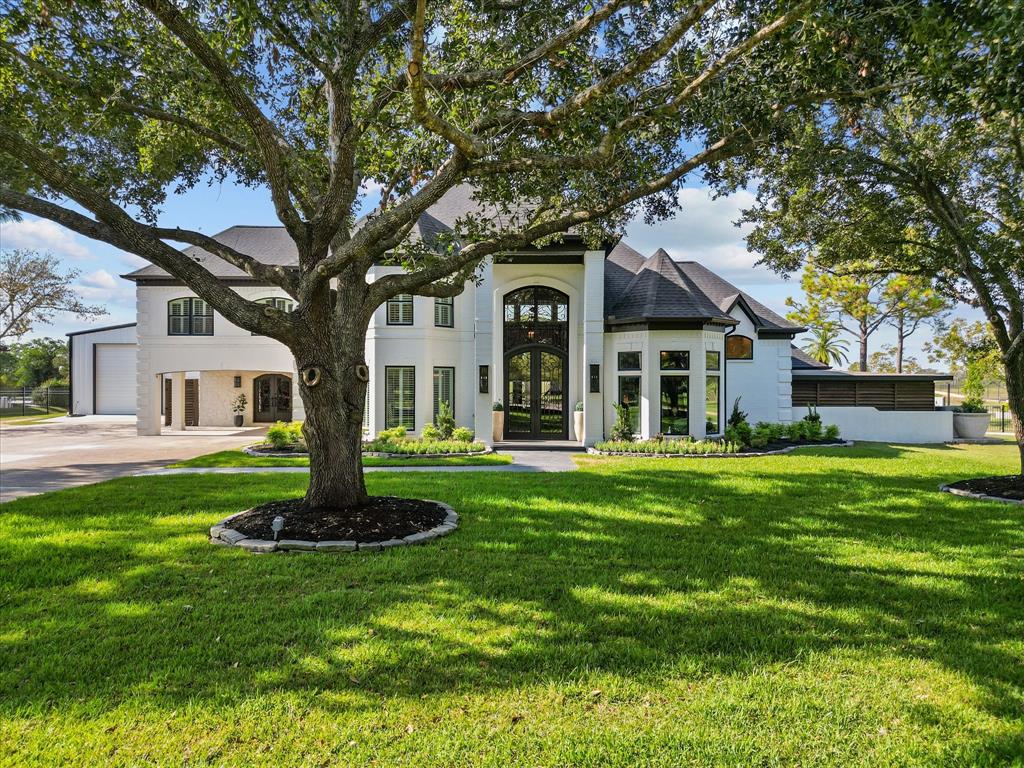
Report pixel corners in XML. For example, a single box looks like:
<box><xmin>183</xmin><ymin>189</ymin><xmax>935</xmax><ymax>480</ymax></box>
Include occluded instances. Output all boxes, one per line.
<box><xmin>432</xmin><ymin>366</ymin><xmax>455</xmax><ymax>421</ymax></box>
<box><xmin>617</xmin><ymin>374</ymin><xmax>641</xmax><ymax>435</ymax></box>
<box><xmin>705</xmin><ymin>373</ymin><xmax>720</xmax><ymax>435</ymax></box>
<box><xmin>659</xmin><ymin>374</ymin><xmax>690</xmax><ymax>436</ymax></box>
<box><xmin>384</xmin><ymin>366</ymin><xmax>416</xmax><ymax>430</ymax></box>
<box><xmin>387</xmin><ymin>294</ymin><xmax>414</xmax><ymax>326</ymax></box>
<box><xmin>434</xmin><ymin>297</ymin><xmax>454</xmax><ymax>328</ymax></box>
<box><xmin>617</xmin><ymin>351</ymin><xmax>641</xmax><ymax>371</ymax></box>
<box><xmin>726</xmin><ymin>334</ymin><xmax>754</xmax><ymax>360</ymax></box>
<box><xmin>659</xmin><ymin>350</ymin><xmax>689</xmax><ymax>371</ymax></box>
<box><xmin>167</xmin><ymin>297</ymin><xmax>214</xmax><ymax>336</ymax></box>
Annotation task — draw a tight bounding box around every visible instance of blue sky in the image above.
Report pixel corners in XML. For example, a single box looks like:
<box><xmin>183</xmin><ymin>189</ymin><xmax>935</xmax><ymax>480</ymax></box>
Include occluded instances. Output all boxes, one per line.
<box><xmin>0</xmin><ymin>182</ymin><xmax>977</xmax><ymax>367</ymax></box>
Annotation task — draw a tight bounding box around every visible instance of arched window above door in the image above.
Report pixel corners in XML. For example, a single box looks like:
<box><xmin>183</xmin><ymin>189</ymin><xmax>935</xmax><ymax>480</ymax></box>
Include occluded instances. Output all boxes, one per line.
<box><xmin>503</xmin><ymin>286</ymin><xmax>568</xmax><ymax>351</ymax></box>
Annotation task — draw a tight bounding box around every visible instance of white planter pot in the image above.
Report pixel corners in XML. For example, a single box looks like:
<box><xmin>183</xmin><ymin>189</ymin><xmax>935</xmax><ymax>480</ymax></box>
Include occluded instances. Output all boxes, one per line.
<box><xmin>953</xmin><ymin>412</ymin><xmax>989</xmax><ymax>439</ymax></box>
<box><xmin>573</xmin><ymin>411</ymin><xmax>585</xmax><ymax>443</ymax></box>
<box><xmin>492</xmin><ymin>411</ymin><xmax>504</xmax><ymax>443</ymax></box>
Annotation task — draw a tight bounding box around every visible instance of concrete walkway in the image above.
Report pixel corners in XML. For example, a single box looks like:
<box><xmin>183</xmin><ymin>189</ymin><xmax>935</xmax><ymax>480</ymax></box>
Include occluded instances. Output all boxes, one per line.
<box><xmin>133</xmin><ymin>450</ymin><xmax>579</xmax><ymax>477</ymax></box>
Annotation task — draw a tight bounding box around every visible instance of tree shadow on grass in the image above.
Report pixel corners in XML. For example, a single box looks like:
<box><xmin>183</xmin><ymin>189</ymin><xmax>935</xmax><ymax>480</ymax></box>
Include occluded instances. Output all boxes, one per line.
<box><xmin>0</xmin><ymin>452</ymin><xmax>1021</xmax><ymax>739</ymax></box>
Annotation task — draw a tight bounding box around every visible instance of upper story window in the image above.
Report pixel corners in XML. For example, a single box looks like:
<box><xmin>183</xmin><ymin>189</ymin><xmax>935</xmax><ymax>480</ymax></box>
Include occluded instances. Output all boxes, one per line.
<box><xmin>252</xmin><ymin>297</ymin><xmax>295</xmax><ymax>335</ymax></box>
<box><xmin>434</xmin><ymin>297</ymin><xmax>454</xmax><ymax>328</ymax></box>
<box><xmin>726</xmin><ymin>335</ymin><xmax>754</xmax><ymax>360</ymax></box>
<box><xmin>168</xmin><ymin>297</ymin><xmax>213</xmax><ymax>336</ymax></box>
<box><xmin>387</xmin><ymin>294</ymin><xmax>414</xmax><ymax>325</ymax></box>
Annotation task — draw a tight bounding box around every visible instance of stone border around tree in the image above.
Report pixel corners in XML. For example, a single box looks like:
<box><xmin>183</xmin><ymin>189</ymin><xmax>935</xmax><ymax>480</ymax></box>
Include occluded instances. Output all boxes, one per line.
<box><xmin>243</xmin><ymin>445</ymin><xmax>494</xmax><ymax>459</ymax></box>
<box><xmin>938</xmin><ymin>484</ymin><xmax>1024</xmax><ymax>505</ymax></box>
<box><xmin>208</xmin><ymin>500</ymin><xmax>459</xmax><ymax>553</ymax></box>
<box><xmin>586</xmin><ymin>440</ymin><xmax>852</xmax><ymax>458</ymax></box>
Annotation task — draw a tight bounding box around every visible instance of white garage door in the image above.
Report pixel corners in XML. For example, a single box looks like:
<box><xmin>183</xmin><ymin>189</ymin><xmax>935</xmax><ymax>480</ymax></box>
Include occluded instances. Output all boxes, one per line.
<box><xmin>95</xmin><ymin>344</ymin><xmax>137</xmax><ymax>414</ymax></box>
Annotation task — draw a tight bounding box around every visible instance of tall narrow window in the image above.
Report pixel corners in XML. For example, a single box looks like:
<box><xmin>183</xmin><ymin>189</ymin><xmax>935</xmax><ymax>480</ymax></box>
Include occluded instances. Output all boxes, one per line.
<box><xmin>618</xmin><ymin>375</ymin><xmax>641</xmax><ymax>435</ymax></box>
<box><xmin>434</xmin><ymin>297</ymin><xmax>454</xmax><ymax>328</ymax></box>
<box><xmin>433</xmin><ymin>367</ymin><xmax>455</xmax><ymax>420</ymax></box>
<box><xmin>385</xmin><ymin>366</ymin><xmax>415</xmax><ymax>429</ymax></box>
<box><xmin>706</xmin><ymin>350</ymin><xmax>721</xmax><ymax>435</ymax></box>
<box><xmin>660</xmin><ymin>375</ymin><xmax>689</xmax><ymax>436</ymax></box>
<box><xmin>387</xmin><ymin>294</ymin><xmax>414</xmax><ymax>325</ymax></box>
<box><xmin>168</xmin><ymin>297</ymin><xmax>213</xmax><ymax>336</ymax></box>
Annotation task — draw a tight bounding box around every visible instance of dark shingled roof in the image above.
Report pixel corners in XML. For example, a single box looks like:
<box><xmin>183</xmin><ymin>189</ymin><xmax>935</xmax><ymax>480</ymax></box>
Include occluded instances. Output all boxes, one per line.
<box><xmin>605</xmin><ymin>247</ymin><xmax>737</xmax><ymax>325</ymax></box>
<box><xmin>791</xmin><ymin>344</ymin><xmax>831</xmax><ymax>370</ymax></box>
<box><xmin>672</xmin><ymin>261</ymin><xmax>803</xmax><ymax>333</ymax></box>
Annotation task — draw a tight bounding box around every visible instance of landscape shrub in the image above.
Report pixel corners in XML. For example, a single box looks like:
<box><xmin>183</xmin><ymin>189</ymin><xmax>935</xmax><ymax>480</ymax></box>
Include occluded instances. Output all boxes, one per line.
<box><xmin>452</xmin><ymin>426</ymin><xmax>474</xmax><ymax>443</ymax></box>
<box><xmin>435</xmin><ymin>401</ymin><xmax>457</xmax><ymax>438</ymax></box>
<box><xmin>266</xmin><ymin>420</ymin><xmax>303</xmax><ymax>449</ymax></box>
<box><xmin>727</xmin><ymin>397</ymin><xmax>749</xmax><ymax>428</ymax></box>
<box><xmin>609</xmin><ymin>403</ymin><xmax>635</xmax><ymax>442</ymax></box>
<box><xmin>824</xmin><ymin>424</ymin><xmax>841</xmax><ymax>440</ymax></box>
<box><xmin>956</xmin><ymin>397</ymin><xmax>987</xmax><ymax>414</ymax></box>
<box><xmin>595</xmin><ymin>438</ymin><xmax>740</xmax><ymax>455</ymax></box>
<box><xmin>724</xmin><ymin>421</ymin><xmax>753</xmax><ymax>447</ymax></box>
<box><xmin>803</xmin><ymin>418</ymin><xmax>823</xmax><ymax>440</ymax></box>
<box><xmin>377</xmin><ymin>425</ymin><xmax>408</xmax><ymax>441</ymax></box>
<box><xmin>363</xmin><ymin>437</ymin><xmax>486</xmax><ymax>454</ymax></box>
<box><xmin>421</xmin><ymin>423</ymin><xmax>442</xmax><ymax>440</ymax></box>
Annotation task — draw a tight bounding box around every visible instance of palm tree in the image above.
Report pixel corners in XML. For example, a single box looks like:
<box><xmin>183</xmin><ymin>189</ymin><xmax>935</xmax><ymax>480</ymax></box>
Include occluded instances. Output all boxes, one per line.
<box><xmin>804</xmin><ymin>325</ymin><xmax>850</xmax><ymax>366</ymax></box>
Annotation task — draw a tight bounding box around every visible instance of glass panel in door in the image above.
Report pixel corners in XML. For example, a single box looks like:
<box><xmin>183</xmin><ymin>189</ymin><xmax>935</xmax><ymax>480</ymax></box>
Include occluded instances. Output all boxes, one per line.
<box><xmin>538</xmin><ymin>351</ymin><xmax>565</xmax><ymax>436</ymax></box>
<box><xmin>506</xmin><ymin>351</ymin><xmax>532</xmax><ymax>436</ymax></box>
<box><xmin>275</xmin><ymin>376</ymin><xmax>292</xmax><ymax>420</ymax></box>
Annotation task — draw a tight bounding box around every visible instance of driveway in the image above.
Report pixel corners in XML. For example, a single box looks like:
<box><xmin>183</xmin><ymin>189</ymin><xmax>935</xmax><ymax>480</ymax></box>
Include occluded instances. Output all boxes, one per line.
<box><xmin>0</xmin><ymin>416</ymin><xmax>265</xmax><ymax>503</ymax></box>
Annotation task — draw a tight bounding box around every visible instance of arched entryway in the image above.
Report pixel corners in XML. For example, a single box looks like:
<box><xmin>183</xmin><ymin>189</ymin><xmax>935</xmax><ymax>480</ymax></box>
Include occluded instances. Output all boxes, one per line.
<box><xmin>503</xmin><ymin>286</ymin><xmax>568</xmax><ymax>439</ymax></box>
<box><xmin>253</xmin><ymin>374</ymin><xmax>293</xmax><ymax>422</ymax></box>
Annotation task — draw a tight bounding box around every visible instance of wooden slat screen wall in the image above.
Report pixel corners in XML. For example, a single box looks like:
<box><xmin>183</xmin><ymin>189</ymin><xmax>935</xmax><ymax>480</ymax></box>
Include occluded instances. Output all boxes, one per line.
<box><xmin>791</xmin><ymin>379</ymin><xmax>935</xmax><ymax>411</ymax></box>
<box><xmin>185</xmin><ymin>379</ymin><xmax>199</xmax><ymax>426</ymax></box>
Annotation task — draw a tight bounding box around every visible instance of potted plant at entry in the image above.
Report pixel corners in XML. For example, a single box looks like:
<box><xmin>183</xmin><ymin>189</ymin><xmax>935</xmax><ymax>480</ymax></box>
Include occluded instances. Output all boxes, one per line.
<box><xmin>492</xmin><ymin>401</ymin><xmax>504</xmax><ymax>443</ymax></box>
<box><xmin>231</xmin><ymin>392</ymin><xmax>247</xmax><ymax>427</ymax></box>
<box><xmin>953</xmin><ymin>397</ymin><xmax>989</xmax><ymax>439</ymax></box>
<box><xmin>574</xmin><ymin>401</ymin><xmax>585</xmax><ymax>443</ymax></box>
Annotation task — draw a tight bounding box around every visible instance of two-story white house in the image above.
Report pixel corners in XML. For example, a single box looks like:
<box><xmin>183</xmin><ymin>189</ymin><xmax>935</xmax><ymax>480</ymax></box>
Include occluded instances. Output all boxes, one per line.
<box><xmin>68</xmin><ymin>187</ymin><xmax>953</xmax><ymax>444</ymax></box>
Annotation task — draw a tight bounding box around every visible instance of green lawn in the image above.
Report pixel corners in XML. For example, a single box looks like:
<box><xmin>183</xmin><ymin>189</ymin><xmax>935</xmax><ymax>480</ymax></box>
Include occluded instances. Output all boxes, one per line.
<box><xmin>1</xmin><ymin>443</ymin><xmax>1022</xmax><ymax>766</ymax></box>
<box><xmin>170</xmin><ymin>449</ymin><xmax>513</xmax><ymax>468</ymax></box>
<box><xmin>0</xmin><ymin>409</ymin><xmax>67</xmax><ymax>424</ymax></box>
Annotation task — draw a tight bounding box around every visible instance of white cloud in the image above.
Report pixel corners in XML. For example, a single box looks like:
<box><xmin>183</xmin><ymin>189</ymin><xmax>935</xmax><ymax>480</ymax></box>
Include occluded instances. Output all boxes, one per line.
<box><xmin>75</xmin><ymin>269</ymin><xmax>135</xmax><ymax>305</ymax></box>
<box><xmin>624</xmin><ymin>187</ymin><xmax>792</xmax><ymax>284</ymax></box>
<box><xmin>0</xmin><ymin>217</ymin><xmax>93</xmax><ymax>259</ymax></box>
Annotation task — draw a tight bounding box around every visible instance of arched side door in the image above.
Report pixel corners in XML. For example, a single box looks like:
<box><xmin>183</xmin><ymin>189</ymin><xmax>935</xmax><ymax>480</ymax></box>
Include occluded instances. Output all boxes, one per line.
<box><xmin>253</xmin><ymin>374</ymin><xmax>293</xmax><ymax>422</ymax></box>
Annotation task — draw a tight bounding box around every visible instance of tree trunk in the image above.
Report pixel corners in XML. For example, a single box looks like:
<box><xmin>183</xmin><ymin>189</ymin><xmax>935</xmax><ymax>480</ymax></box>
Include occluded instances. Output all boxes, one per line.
<box><xmin>299</xmin><ymin>367</ymin><xmax>369</xmax><ymax>508</ymax></box>
<box><xmin>293</xmin><ymin>276</ymin><xmax>373</xmax><ymax>510</ymax></box>
<box><xmin>1003</xmin><ymin>347</ymin><xmax>1024</xmax><ymax>477</ymax></box>
<box><xmin>859</xmin><ymin>319</ymin><xmax>869</xmax><ymax>371</ymax></box>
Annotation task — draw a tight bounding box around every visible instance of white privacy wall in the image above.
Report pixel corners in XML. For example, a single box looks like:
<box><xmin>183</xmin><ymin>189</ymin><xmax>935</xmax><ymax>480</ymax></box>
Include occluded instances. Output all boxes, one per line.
<box><xmin>815</xmin><ymin>407</ymin><xmax>954</xmax><ymax>443</ymax></box>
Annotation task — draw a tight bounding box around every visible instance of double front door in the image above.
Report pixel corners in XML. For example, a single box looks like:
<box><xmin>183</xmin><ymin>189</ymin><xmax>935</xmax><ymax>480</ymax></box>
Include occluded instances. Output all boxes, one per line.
<box><xmin>505</xmin><ymin>348</ymin><xmax>567</xmax><ymax>439</ymax></box>
<box><xmin>254</xmin><ymin>374</ymin><xmax>292</xmax><ymax>422</ymax></box>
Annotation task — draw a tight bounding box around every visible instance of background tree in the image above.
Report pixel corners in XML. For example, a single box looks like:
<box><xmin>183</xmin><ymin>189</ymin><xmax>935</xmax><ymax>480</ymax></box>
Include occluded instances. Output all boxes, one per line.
<box><xmin>880</xmin><ymin>274</ymin><xmax>948</xmax><ymax>373</ymax></box>
<box><xmin>7</xmin><ymin>337</ymin><xmax>68</xmax><ymax>388</ymax></box>
<box><xmin>741</xmin><ymin>4</ymin><xmax>1024</xmax><ymax>473</ymax></box>
<box><xmin>786</xmin><ymin>261</ymin><xmax>895</xmax><ymax>371</ymax></box>
<box><xmin>925</xmin><ymin>319</ymin><xmax>1004</xmax><ymax>402</ymax></box>
<box><xmin>0</xmin><ymin>0</ymin><xmax>903</xmax><ymax>510</ymax></box>
<box><xmin>866</xmin><ymin>344</ymin><xmax>925</xmax><ymax>374</ymax></box>
<box><xmin>801</xmin><ymin>322</ymin><xmax>849</xmax><ymax>366</ymax></box>
<box><xmin>0</xmin><ymin>250</ymin><xmax>106</xmax><ymax>342</ymax></box>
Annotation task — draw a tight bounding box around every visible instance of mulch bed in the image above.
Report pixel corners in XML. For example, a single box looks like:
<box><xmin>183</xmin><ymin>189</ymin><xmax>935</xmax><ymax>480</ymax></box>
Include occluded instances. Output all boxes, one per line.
<box><xmin>227</xmin><ymin>496</ymin><xmax>448</xmax><ymax>541</ymax></box>
<box><xmin>944</xmin><ymin>475</ymin><xmax>1024</xmax><ymax>503</ymax></box>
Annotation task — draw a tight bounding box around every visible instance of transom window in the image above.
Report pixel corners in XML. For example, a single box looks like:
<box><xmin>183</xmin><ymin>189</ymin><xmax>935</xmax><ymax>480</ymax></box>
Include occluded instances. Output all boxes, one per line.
<box><xmin>168</xmin><ymin>297</ymin><xmax>213</xmax><ymax>336</ymax></box>
<box><xmin>617</xmin><ymin>351</ymin><xmax>641</xmax><ymax>371</ymax></box>
<box><xmin>726</xmin><ymin>335</ymin><xmax>754</xmax><ymax>360</ymax></box>
<box><xmin>387</xmin><ymin>294</ymin><xmax>414</xmax><ymax>325</ymax></box>
<box><xmin>434</xmin><ymin>297</ymin><xmax>454</xmax><ymax>328</ymax></box>
<box><xmin>385</xmin><ymin>366</ymin><xmax>415</xmax><ymax>429</ymax></box>
<box><xmin>660</xmin><ymin>350</ymin><xmax>689</xmax><ymax>370</ymax></box>
<box><xmin>503</xmin><ymin>286</ymin><xmax>568</xmax><ymax>350</ymax></box>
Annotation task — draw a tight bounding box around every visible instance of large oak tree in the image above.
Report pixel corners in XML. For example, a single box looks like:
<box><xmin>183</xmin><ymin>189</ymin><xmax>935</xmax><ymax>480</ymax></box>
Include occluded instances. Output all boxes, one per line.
<box><xmin>1</xmin><ymin>0</ymin><xmax>898</xmax><ymax>508</ymax></box>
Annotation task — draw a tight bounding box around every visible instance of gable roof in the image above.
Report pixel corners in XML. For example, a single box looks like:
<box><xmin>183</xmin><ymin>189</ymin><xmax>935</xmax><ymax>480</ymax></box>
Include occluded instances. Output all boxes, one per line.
<box><xmin>790</xmin><ymin>344</ymin><xmax>831</xmax><ymax>370</ymax></box>
<box><xmin>672</xmin><ymin>261</ymin><xmax>804</xmax><ymax>333</ymax></box>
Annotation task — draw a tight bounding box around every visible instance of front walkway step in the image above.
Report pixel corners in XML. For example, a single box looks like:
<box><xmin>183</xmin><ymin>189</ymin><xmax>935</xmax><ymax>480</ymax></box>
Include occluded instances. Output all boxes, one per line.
<box><xmin>493</xmin><ymin>440</ymin><xmax>585</xmax><ymax>452</ymax></box>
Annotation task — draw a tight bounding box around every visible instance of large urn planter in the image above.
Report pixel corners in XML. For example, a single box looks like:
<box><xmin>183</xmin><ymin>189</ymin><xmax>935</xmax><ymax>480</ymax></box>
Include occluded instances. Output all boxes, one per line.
<box><xmin>573</xmin><ymin>410</ymin><xmax>584</xmax><ymax>443</ymax></box>
<box><xmin>953</xmin><ymin>412</ymin><xmax>990</xmax><ymax>439</ymax></box>
<box><xmin>492</xmin><ymin>409</ymin><xmax>504</xmax><ymax>443</ymax></box>
<box><xmin>234</xmin><ymin>415</ymin><xmax>244</xmax><ymax>427</ymax></box>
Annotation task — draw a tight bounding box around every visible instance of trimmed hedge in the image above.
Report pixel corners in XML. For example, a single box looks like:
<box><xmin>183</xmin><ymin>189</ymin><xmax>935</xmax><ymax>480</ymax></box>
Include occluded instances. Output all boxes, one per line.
<box><xmin>594</xmin><ymin>438</ymin><xmax>741</xmax><ymax>455</ymax></box>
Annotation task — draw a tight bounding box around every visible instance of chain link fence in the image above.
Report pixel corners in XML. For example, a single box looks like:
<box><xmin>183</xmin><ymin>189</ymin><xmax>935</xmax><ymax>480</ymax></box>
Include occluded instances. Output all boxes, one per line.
<box><xmin>0</xmin><ymin>387</ymin><xmax>70</xmax><ymax>418</ymax></box>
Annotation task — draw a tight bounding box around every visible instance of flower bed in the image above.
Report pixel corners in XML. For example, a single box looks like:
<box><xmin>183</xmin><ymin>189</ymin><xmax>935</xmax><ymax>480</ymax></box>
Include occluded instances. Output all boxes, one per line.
<box><xmin>594</xmin><ymin>438</ymin><xmax>742</xmax><ymax>455</ymax></box>
<box><xmin>252</xmin><ymin>420</ymin><xmax>488</xmax><ymax>458</ymax></box>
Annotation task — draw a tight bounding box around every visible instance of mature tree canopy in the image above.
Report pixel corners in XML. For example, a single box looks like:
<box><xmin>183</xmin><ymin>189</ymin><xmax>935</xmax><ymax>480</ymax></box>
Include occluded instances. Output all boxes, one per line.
<box><xmin>0</xmin><ymin>0</ymin><xmax>910</xmax><ymax>507</ymax></box>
